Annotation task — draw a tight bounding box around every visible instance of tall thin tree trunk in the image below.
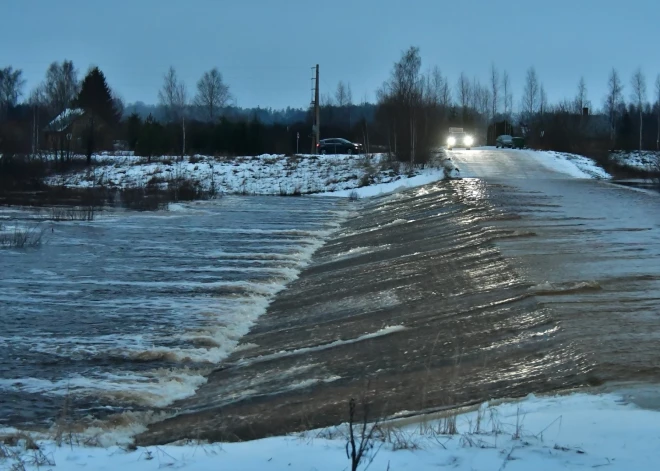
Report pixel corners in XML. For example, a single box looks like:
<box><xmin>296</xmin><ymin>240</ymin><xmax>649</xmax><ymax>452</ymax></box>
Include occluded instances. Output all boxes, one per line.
<box><xmin>639</xmin><ymin>109</ymin><xmax>643</xmax><ymax>151</ymax></box>
<box><xmin>657</xmin><ymin>108</ymin><xmax>659</xmax><ymax>150</ymax></box>
<box><xmin>182</xmin><ymin>116</ymin><xmax>186</xmax><ymax>160</ymax></box>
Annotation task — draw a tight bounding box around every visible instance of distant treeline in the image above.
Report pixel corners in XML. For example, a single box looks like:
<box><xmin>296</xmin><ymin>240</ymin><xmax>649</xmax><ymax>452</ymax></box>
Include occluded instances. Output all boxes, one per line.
<box><xmin>1</xmin><ymin>54</ymin><xmax>660</xmax><ymax>171</ymax></box>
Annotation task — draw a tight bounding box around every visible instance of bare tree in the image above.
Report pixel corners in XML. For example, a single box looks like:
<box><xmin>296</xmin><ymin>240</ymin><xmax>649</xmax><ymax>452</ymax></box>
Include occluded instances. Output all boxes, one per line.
<box><xmin>194</xmin><ymin>68</ymin><xmax>231</xmax><ymax>121</ymax></box>
<box><xmin>43</xmin><ymin>60</ymin><xmax>79</xmax><ymax>115</ymax></box>
<box><xmin>320</xmin><ymin>93</ymin><xmax>333</xmax><ymax>107</ymax></box>
<box><xmin>335</xmin><ymin>81</ymin><xmax>349</xmax><ymax>107</ymax></box>
<box><xmin>456</xmin><ymin>72</ymin><xmax>471</xmax><ymax>115</ymax></box>
<box><xmin>158</xmin><ymin>66</ymin><xmax>188</xmax><ymax>158</ymax></box>
<box><xmin>469</xmin><ymin>77</ymin><xmax>482</xmax><ymax>112</ymax></box>
<box><xmin>112</xmin><ymin>91</ymin><xmax>125</xmax><ymax>120</ymax></box>
<box><xmin>522</xmin><ymin>67</ymin><xmax>540</xmax><ymax>117</ymax></box>
<box><xmin>539</xmin><ymin>84</ymin><xmax>548</xmax><ymax>116</ymax></box>
<box><xmin>490</xmin><ymin>63</ymin><xmax>499</xmax><ymax>121</ymax></box>
<box><xmin>502</xmin><ymin>70</ymin><xmax>512</xmax><ymax>133</ymax></box>
<box><xmin>158</xmin><ymin>66</ymin><xmax>187</xmax><ymax>122</ymax></box>
<box><xmin>0</xmin><ymin>67</ymin><xmax>26</xmax><ymax>111</ymax></box>
<box><xmin>604</xmin><ymin>68</ymin><xmax>624</xmax><ymax>147</ymax></box>
<box><xmin>631</xmin><ymin>68</ymin><xmax>647</xmax><ymax>151</ymax></box>
<box><xmin>655</xmin><ymin>74</ymin><xmax>660</xmax><ymax>150</ymax></box>
<box><xmin>439</xmin><ymin>74</ymin><xmax>452</xmax><ymax>110</ymax></box>
<box><xmin>376</xmin><ymin>46</ymin><xmax>425</xmax><ymax>164</ymax></box>
<box><xmin>346</xmin><ymin>83</ymin><xmax>353</xmax><ymax>106</ymax></box>
<box><xmin>574</xmin><ymin>76</ymin><xmax>589</xmax><ymax>114</ymax></box>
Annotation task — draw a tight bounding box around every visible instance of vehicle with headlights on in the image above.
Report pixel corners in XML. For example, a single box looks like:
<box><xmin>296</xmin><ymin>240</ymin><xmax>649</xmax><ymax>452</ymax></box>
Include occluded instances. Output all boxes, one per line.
<box><xmin>446</xmin><ymin>127</ymin><xmax>474</xmax><ymax>150</ymax></box>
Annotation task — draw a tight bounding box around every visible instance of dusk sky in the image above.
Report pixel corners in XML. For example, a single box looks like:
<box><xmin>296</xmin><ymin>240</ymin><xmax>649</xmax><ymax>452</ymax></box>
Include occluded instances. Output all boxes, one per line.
<box><xmin>2</xmin><ymin>0</ymin><xmax>659</xmax><ymax>110</ymax></box>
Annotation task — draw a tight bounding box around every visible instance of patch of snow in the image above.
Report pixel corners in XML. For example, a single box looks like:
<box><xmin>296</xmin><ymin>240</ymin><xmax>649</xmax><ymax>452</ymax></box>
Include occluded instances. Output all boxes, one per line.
<box><xmin>611</xmin><ymin>150</ymin><xmax>660</xmax><ymax>171</ymax></box>
<box><xmin>317</xmin><ymin>167</ymin><xmax>449</xmax><ymax>198</ymax></box>
<box><xmin>45</xmin><ymin>153</ymin><xmax>453</xmax><ymax>197</ymax></box>
<box><xmin>529</xmin><ymin>150</ymin><xmax>611</xmax><ymax>179</ymax></box>
<box><xmin>2</xmin><ymin>391</ymin><xmax>659</xmax><ymax>470</ymax></box>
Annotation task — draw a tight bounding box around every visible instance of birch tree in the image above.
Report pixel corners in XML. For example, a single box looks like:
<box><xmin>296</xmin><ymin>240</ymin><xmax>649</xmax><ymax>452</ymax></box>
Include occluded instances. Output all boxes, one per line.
<box><xmin>194</xmin><ymin>68</ymin><xmax>231</xmax><ymax>121</ymax></box>
<box><xmin>604</xmin><ymin>68</ymin><xmax>624</xmax><ymax>147</ymax></box>
<box><xmin>655</xmin><ymin>74</ymin><xmax>660</xmax><ymax>150</ymax></box>
<box><xmin>522</xmin><ymin>67</ymin><xmax>540</xmax><ymax>117</ymax></box>
<box><xmin>539</xmin><ymin>84</ymin><xmax>548</xmax><ymax>116</ymax></box>
<box><xmin>502</xmin><ymin>70</ymin><xmax>512</xmax><ymax>133</ymax></box>
<box><xmin>335</xmin><ymin>81</ymin><xmax>349</xmax><ymax>107</ymax></box>
<box><xmin>158</xmin><ymin>66</ymin><xmax>187</xmax><ymax>122</ymax></box>
<box><xmin>43</xmin><ymin>60</ymin><xmax>79</xmax><ymax>115</ymax></box>
<box><xmin>574</xmin><ymin>77</ymin><xmax>589</xmax><ymax>114</ymax></box>
<box><xmin>456</xmin><ymin>72</ymin><xmax>471</xmax><ymax>117</ymax></box>
<box><xmin>631</xmin><ymin>68</ymin><xmax>647</xmax><ymax>151</ymax></box>
<box><xmin>490</xmin><ymin>63</ymin><xmax>499</xmax><ymax>120</ymax></box>
<box><xmin>158</xmin><ymin>66</ymin><xmax>188</xmax><ymax>157</ymax></box>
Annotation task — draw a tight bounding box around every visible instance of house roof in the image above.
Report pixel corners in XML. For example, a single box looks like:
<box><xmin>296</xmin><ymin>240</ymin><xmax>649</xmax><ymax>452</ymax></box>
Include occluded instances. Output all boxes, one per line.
<box><xmin>45</xmin><ymin>108</ymin><xmax>85</xmax><ymax>132</ymax></box>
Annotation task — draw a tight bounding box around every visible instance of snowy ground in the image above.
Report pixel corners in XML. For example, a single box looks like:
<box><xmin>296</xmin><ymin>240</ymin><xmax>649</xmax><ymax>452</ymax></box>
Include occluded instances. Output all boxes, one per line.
<box><xmin>528</xmin><ymin>150</ymin><xmax>611</xmax><ymax>179</ymax></box>
<box><xmin>610</xmin><ymin>150</ymin><xmax>660</xmax><ymax>172</ymax></box>
<box><xmin>45</xmin><ymin>153</ymin><xmax>451</xmax><ymax>197</ymax></box>
<box><xmin>2</xmin><ymin>391</ymin><xmax>659</xmax><ymax>470</ymax></box>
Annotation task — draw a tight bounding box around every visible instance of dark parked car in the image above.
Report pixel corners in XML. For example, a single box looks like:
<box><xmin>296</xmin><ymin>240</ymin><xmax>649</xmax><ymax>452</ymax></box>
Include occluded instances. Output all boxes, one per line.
<box><xmin>317</xmin><ymin>138</ymin><xmax>363</xmax><ymax>155</ymax></box>
<box><xmin>495</xmin><ymin>135</ymin><xmax>514</xmax><ymax>148</ymax></box>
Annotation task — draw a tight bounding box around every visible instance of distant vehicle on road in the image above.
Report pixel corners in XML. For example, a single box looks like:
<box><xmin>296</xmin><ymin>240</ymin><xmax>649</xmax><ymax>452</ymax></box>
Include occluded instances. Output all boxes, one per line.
<box><xmin>317</xmin><ymin>138</ymin><xmax>363</xmax><ymax>155</ymax></box>
<box><xmin>512</xmin><ymin>136</ymin><xmax>525</xmax><ymax>149</ymax></box>
<box><xmin>447</xmin><ymin>127</ymin><xmax>474</xmax><ymax>150</ymax></box>
<box><xmin>495</xmin><ymin>135</ymin><xmax>514</xmax><ymax>148</ymax></box>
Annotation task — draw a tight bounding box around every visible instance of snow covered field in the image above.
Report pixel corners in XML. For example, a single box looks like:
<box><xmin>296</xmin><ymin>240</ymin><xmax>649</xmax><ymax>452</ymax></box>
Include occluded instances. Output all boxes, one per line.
<box><xmin>41</xmin><ymin>148</ymin><xmax>613</xmax><ymax>200</ymax></box>
<box><xmin>45</xmin><ymin>153</ymin><xmax>450</xmax><ymax>197</ymax></box>
<box><xmin>2</xmin><ymin>391</ymin><xmax>659</xmax><ymax>470</ymax></box>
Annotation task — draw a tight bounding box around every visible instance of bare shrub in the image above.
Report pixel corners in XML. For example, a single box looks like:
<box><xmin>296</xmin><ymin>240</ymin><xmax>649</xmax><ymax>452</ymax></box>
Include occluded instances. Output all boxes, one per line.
<box><xmin>348</xmin><ymin>190</ymin><xmax>360</xmax><ymax>201</ymax></box>
<box><xmin>346</xmin><ymin>397</ymin><xmax>382</xmax><ymax>471</ymax></box>
<box><xmin>378</xmin><ymin>425</ymin><xmax>420</xmax><ymax>451</ymax></box>
<box><xmin>49</xmin><ymin>206</ymin><xmax>95</xmax><ymax>221</ymax></box>
<box><xmin>0</xmin><ymin>224</ymin><xmax>46</xmax><ymax>248</ymax></box>
<box><xmin>358</xmin><ymin>173</ymin><xmax>374</xmax><ymax>188</ymax></box>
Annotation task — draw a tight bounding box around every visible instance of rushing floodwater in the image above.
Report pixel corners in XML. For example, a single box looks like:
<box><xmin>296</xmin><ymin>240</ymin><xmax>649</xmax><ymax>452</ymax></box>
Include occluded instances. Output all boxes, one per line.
<box><xmin>0</xmin><ymin>196</ymin><xmax>346</xmax><ymax>427</ymax></box>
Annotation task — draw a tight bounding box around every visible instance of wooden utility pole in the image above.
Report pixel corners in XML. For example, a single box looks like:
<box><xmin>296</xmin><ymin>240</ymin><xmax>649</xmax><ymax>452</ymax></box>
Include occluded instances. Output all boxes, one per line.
<box><xmin>310</xmin><ymin>65</ymin><xmax>320</xmax><ymax>154</ymax></box>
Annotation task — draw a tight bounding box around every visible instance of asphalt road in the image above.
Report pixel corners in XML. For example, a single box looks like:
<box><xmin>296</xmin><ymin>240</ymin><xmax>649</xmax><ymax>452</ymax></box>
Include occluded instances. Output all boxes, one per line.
<box><xmin>448</xmin><ymin>147</ymin><xmax>576</xmax><ymax>180</ymax></box>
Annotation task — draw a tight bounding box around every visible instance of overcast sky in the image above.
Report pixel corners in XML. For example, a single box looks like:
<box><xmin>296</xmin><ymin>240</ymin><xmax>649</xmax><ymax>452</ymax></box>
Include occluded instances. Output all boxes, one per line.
<box><xmin>2</xmin><ymin>0</ymin><xmax>659</xmax><ymax>110</ymax></box>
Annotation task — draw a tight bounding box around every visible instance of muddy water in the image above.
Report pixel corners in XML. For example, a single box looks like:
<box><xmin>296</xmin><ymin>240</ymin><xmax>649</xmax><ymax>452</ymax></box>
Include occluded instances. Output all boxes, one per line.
<box><xmin>0</xmin><ymin>197</ymin><xmax>346</xmax><ymax>428</ymax></box>
<box><xmin>136</xmin><ymin>175</ymin><xmax>660</xmax><ymax>445</ymax></box>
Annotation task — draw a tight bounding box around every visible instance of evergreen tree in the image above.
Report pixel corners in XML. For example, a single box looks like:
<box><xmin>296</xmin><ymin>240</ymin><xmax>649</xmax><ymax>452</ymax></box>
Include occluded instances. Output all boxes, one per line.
<box><xmin>75</xmin><ymin>67</ymin><xmax>119</xmax><ymax>164</ymax></box>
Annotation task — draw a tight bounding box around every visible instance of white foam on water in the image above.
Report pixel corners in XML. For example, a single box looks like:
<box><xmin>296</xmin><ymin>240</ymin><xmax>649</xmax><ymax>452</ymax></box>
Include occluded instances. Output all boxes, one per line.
<box><xmin>235</xmin><ymin>325</ymin><xmax>408</xmax><ymax>367</ymax></box>
<box><xmin>2</xmin><ymin>198</ymin><xmax>350</xmax><ymax>427</ymax></box>
<box><xmin>0</xmin><ymin>368</ymin><xmax>209</xmax><ymax>408</ymax></box>
<box><xmin>323</xmin><ymin>244</ymin><xmax>392</xmax><ymax>263</ymax></box>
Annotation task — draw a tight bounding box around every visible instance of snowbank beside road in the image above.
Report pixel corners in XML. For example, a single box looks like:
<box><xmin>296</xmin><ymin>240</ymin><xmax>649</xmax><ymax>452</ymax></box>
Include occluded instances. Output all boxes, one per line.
<box><xmin>2</xmin><ymin>391</ymin><xmax>659</xmax><ymax>470</ymax></box>
<box><xmin>45</xmin><ymin>153</ymin><xmax>448</xmax><ymax>196</ymax></box>
<box><xmin>611</xmin><ymin>150</ymin><xmax>660</xmax><ymax>171</ymax></box>
<box><xmin>529</xmin><ymin>150</ymin><xmax>611</xmax><ymax>179</ymax></box>
<box><xmin>316</xmin><ymin>166</ymin><xmax>449</xmax><ymax>198</ymax></box>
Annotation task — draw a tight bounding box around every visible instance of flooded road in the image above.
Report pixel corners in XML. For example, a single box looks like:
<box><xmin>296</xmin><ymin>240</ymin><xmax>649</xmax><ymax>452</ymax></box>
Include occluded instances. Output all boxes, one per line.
<box><xmin>0</xmin><ymin>197</ymin><xmax>346</xmax><ymax>427</ymax></box>
<box><xmin>451</xmin><ymin>148</ymin><xmax>660</xmax><ymax>383</ymax></box>
<box><xmin>137</xmin><ymin>150</ymin><xmax>660</xmax><ymax>444</ymax></box>
<box><xmin>3</xmin><ymin>149</ymin><xmax>660</xmax><ymax>443</ymax></box>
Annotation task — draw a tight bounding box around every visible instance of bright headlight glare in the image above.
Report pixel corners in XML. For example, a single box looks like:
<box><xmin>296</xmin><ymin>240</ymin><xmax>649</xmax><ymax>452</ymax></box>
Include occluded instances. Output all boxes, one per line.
<box><xmin>447</xmin><ymin>137</ymin><xmax>456</xmax><ymax>146</ymax></box>
<box><xmin>464</xmin><ymin>136</ymin><xmax>474</xmax><ymax>145</ymax></box>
